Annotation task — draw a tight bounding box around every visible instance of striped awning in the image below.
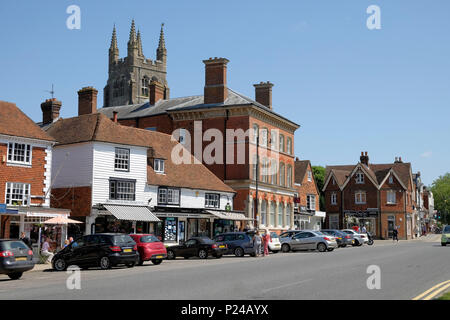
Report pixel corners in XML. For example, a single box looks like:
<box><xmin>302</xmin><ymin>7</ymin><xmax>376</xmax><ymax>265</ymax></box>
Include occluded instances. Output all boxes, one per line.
<box><xmin>206</xmin><ymin>210</ymin><xmax>253</xmax><ymax>221</ymax></box>
<box><xmin>103</xmin><ymin>205</ymin><xmax>160</xmax><ymax>222</ymax></box>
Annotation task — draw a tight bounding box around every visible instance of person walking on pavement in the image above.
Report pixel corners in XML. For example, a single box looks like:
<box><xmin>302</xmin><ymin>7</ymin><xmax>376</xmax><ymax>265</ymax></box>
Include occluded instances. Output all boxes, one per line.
<box><xmin>252</xmin><ymin>230</ymin><xmax>262</xmax><ymax>257</ymax></box>
<box><xmin>19</xmin><ymin>232</ymin><xmax>32</xmax><ymax>249</ymax></box>
<box><xmin>392</xmin><ymin>227</ymin><xmax>399</xmax><ymax>242</ymax></box>
<box><xmin>263</xmin><ymin>229</ymin><xmax>270</xmax><ymax>256</ymax></box>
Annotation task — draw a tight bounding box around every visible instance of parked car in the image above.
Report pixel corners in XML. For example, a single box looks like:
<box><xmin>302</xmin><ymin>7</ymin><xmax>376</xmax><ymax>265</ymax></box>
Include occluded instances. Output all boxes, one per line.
<box><xmin>0</xmin><ymin>239</ymin><xmax>35</xmax><ymax>280</ymax></box>
<box><xmin>279</xmin><ymin>230</ymin><xmax>302</xmax><ymax>242</ymax></box>
<box><xmin>268</xmin><ymin>232</ymin><xmax>281</xmax><ymax>253</ymax></box>
<box><xmin>166</xmin><ymin>237</ymin><xmax>226</xmax><ymax>259</ymax></box>
<box><xmin>52</xmin><ymin>233</ymin><xmax>138</xmax><ymax>271</ymax></box>
<box><xmin>341</xmin><ymin>229</ymin><xmax>367</xmax><ymax>246</ymax></box>
<box><xmin>214</xmin><ymin>232</ymin><xmax>256</xmax><ymax>257</ymax></box>
<box><xmin>441</xmin><ymin>225</ymin><xmax>450</xmax><ymax>246</ymax></box>
<box><xmin>321</xmin><ymin>229</ymin><xmax>354</xmax><ymax>247</ymax></box>
<box><xmin>129</xmin><ymin>234</ymin><xmax>167</xmax><ymax>265</ymax></box>
<box><xmin>281</xmin><ymin>230</ymin><xmax>338</xmax><ymax>253</ymax></box>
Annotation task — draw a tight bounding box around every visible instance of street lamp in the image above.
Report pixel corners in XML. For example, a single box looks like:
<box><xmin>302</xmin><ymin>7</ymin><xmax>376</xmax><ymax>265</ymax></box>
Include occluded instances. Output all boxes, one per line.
<box><xmin>254</xmin><ymin>134</ymin><xmax>260</xmax><ymax>231</ymax></box>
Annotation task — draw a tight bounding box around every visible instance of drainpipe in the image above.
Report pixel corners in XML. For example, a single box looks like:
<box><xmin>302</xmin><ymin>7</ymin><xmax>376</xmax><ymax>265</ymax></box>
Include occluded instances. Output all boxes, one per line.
<box><xmin>224</xmin><ymin>109</ymin><xmax>228</xmax><ymax>181</ymax></box>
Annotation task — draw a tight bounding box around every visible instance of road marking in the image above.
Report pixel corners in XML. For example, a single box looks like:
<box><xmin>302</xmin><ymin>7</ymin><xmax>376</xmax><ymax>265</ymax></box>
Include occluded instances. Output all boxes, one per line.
<box><xmin>261</xmin><ymin>278</ymin><xmax>313</xmax><ymax>293</ymax></box>
<box><xmin>423</xmin><ymin>282</ymin><xmax>450</xmax><ymax>300</ymax></box>
<box><xmin>412</xmin><ymin>280</ymin><xmax>450</xmax><ymax>300</ymax></box>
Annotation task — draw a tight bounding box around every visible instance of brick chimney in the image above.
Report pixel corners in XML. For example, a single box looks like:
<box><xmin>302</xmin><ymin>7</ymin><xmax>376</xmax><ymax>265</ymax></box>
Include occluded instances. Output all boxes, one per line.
<box><xmin>149</xmin><ymin>80</ymin><xmax>164</xmax><ymax>105</ymax></box>
<box><xmin>112</xmin><ymin>111</ymin><xmax>118</xmax><ymax>123</ymax></box>
<box><xmin>78</xmin><ymin>87</ymin><xmax>98</xmax><ymax>116</ymax></box>
<box><xmin>40</xmin><ymin>98</ymin><xmax>62</xmax><ymax>125</ymax></box>
<box><xmin>360</xmin><ymin>151</ymin><xmax>369</xmax><ymax>166</ymax></box>
<box><xmin>203</xmin><ymin>57</ymin><xmax>229</xmax><ymax>104</ymax></box>
<box><xmin>253</xmin><ymin>81</ymin><xmax>274</xmax><ymax>109</ymax></box>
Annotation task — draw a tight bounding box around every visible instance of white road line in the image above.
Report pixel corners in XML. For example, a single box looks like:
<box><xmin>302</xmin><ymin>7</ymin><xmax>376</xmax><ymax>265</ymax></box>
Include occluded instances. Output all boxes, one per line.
<box><xmin>261</xmin><ymin>278</ymin><xmax>313</xmax><ymax>293</ymax></box>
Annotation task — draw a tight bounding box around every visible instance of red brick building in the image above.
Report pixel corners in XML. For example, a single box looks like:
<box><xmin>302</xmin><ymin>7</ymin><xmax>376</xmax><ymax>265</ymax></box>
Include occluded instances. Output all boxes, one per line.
<box><xmin>293</xmin><ymin>159</ymin><xmax>324</xmax><ymax>230</ymax></box>
<box><xmin>0</xmin><ymin>101</ymin><xmax>69</xmax><ymax>241</ymax></box>
<box><xmin>99</xmin><ymin>57</ymin><xmax>300</xmax><ymax>232</ymax></box>
<box><xmin>323</xmin><ymin>152</ymin><xmax>416</xmax><ymax>239</ymax></box>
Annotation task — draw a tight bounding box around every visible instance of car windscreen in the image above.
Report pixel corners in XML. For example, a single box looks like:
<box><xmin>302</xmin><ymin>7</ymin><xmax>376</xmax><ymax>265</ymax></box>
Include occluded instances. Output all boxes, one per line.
<box><xmin>0</xmin><ymin>241</ymin><xmax>29</xmax><ymax>251</ymax></box>
<box><xmin>139</xmin><ymin>235</ymin><xmax>160</xmax><ymax>243</ymax></box>
<box><xmin>113</xmin><ymin>235</ymin><xmax>136</xmax><ymax>245</ymax></box>
<box><xmin>444</xmin><ymin>226</ymin><xmax>450</xmax><ymax>233</ymax></box>
<box><xmin>270</xmin><ymin>232</ymin><xmax>279</xmax><ymax>238</ymax></box>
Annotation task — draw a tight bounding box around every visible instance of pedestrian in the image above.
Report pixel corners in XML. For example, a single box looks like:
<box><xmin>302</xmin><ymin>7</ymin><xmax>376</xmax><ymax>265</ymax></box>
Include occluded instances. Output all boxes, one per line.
<box><xmin>19</xmin><ymin>232</ymin><xmax>32</xmax><ymax>249</ymax></box>
<box><xmin>63</xmin><ymin>239</ymin><xmax>70</xmax><ymax>248</ymax></box>
<box><xmin>252</xmin><ymin>230</ymin><xmax>262</xmax><ymax>257</ymax></box>
<box><xmin>361</xmin><ymin>225</ymin><xmax>367</xmax><ymax>234</ymax></box>
<box><xmin>41</xmin><ymin>237</ymin><xmax>54</xmax><ymax>263</ymax></box>
<box><xmin>392</xmin><ymin>228</ymin><xmax>399</xmax><ymax>242</ymax></box>
<box><xmin>263</xmin><ymin>229</ymin><xmax>270</xmax><ymax>256</ymax></box>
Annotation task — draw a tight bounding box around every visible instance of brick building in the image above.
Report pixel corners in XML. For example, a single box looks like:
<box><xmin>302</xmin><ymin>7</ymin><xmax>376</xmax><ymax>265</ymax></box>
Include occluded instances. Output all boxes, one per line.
<box><xmin>0</xmin><ymin>101</ymin><xmax>69</xmax><ymax>242</ymax></box>
<box><xmin>323</xmin><ymin>152</ymin><xmax>416</xmax><ymax>240</ymax></box>
<box><xmin>293</xmin><ymin>159</ymin><xmax>325</xmax><ymax>230</ymax></box>
<box><xmin>99</xmin><ymin>55</ymin><xmax>300</xmax><ymax>232</ymax></box>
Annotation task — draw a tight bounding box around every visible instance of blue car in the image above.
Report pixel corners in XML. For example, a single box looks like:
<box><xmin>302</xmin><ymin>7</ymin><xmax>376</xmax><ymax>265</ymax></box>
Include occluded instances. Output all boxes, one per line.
<box><xmin>214</xmin><ymin>232</ymin><xmax>257</xmax><ymax>257</ymax></box>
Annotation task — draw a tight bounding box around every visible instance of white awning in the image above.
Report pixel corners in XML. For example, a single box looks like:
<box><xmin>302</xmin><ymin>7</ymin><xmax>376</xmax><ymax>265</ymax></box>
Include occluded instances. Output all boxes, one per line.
<box><xmin>206</xmin><ymin>210</ymin><xmax>253</xmax><ymax>221</ymax></box>
<box><xmin>315</xmin><ymin>211</ymin><xmax>326</xmax><ymax>218</ymax></box>
<box><xmin>103</xmin><ymin>205</ymin><xmax>160</xmax><ymax>222</ymax></box>
<box><xmin>18</xmin><ymin>206</ymin><xmax>71</xmax><ymax>218</ymax></box>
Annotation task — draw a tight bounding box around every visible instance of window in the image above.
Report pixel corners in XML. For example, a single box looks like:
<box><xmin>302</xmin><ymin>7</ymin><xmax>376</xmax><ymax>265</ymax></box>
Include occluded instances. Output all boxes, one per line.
<box><xmin>260</xmin><ymin>128</ymin><xmax>268</xmax><ymax>147</ymax></box>
<box><xmin>261</xmin><ymin>200</ymin><xmax>267</xmax><ymax>225</ymax></box>
<box><xmin>388</xmin><ymin>175</ymin><xmax>394</xmax><ymax>184</ymax></box>
<box><xmin>271</xmin><ymin>130</ymin><xmax>278</xmax><ymax>150</ymax></box>
<box><xmin>253</xmin><ymin>124</ymin><xmax>259</xmax><ymax>143</ymax></box>
<box><xmin>279</xmin><ymin>162</ymin><xmax>285</xmax><ymax>187</ymax></box>
<box><xmin>154</xmin><ymin>159</ymin><xmax>165</xmax><ymax>174</ymax></box>
<box><xmin>114</xmin><ymin>148</ymin><xmax>130</xmax><ymax>171</ymax></box>
<box><xmin>307</xmin><ymin>195</ymin><xmax>316</xmax><ymax>211</ymax></box>
<box><xmin>331</xmin><ymin>193</ymin><xmax>337</xmax><ymax>205</ymax></box>
<box><xmin>178</xmin><ymin>128</ymin><xmax>187</xmax><ymax>144</ymax></box>
<box><xmin>307</xmin><ymin>170</ymin><xmax>312</xmax><ymax>182</ymax></box>
<box><xmin>5</xmin><ymin>183</ymin><xmax>30</xmax><ymax>206</ymax></box>
<box><xmin>205</xmin><ymin>193</ymin><xmax>220</xmax><ymax>208</ymax></box>
<box><xmin>269</xmin><ymin>202</ymin><xmax>275</xmax><ymax>226</ymax></box>
<box><xmin>109</xmin><ymin>179</ymin><xmax>135</xmax><ymax>201</ymax></box>
<box><xmin>355</xmin><ymin>172</ymin><xmax>364</xmax><ymax>184</ymax></box>
<box><xmin>141</xmin><ymin>77</ymin><xmax>149</xmax><ymax>97</ymax></box>
<box><xmin>387</xmin><ymin>190</ymin><xmax>396</xmax><ymax>204</ymax></box>
<box><xmin>158</xmin><ymin>187</ymin><xmax>180</xmax><ymax>205</ymax></box>
<box><xmin>7</xmin><ymin>143</ymin><xmax>32</xmax><ymax>165</ymax></box>
<box><xmin>252</xmin><ymin>155</ymin><xmax>257</xmax><ymax>181</ymax></box>
<box><xmin>286</xmin><ymin>137</ymin><xmax>292</xmax><ymax>154</ymax></box>
<box><xmin>287</xmin><ymin>165</ymin><xmax>292</xmax><ymax>187</ymax></box>
<box><xmin>355</xmin><ymin>191</ymin><xmax>366</xmax><ymax>204</ymax></box>
<box><xmin>278</xmin><ymin>203</ymin><xmax>283</xmax><ymax>226</ymax></box>
<box><xmin>279</xmin><ymin>135</ymin><xmax>285</xmax><ymax>153</ymax></box>
<box><xmin>329</xmin><ymin>214</ymin><xmax>339</xmax><ymax>229</ymax></box>
<box><xmin>286</xmin><ymin>203</ymin><xmax>291</xmax><ymax>227</ymax></box>
<box><xmin>271</xmin><ymin>160</ymin><xmax>277</xmax><ymax>185</ymax></box>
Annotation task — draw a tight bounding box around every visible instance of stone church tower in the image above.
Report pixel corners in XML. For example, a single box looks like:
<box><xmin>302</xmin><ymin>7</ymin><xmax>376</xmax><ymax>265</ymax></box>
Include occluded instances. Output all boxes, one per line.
<box><xmin>103</xmin><ymin>20</ymin><xmax>169</xmax><ymax>107</ymax></box>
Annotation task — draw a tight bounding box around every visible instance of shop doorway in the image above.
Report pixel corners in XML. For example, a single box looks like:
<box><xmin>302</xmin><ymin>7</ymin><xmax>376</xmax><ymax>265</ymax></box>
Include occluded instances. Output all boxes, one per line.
<box><xmin>388</xmin><ymin>216</ymin><xmax>395</xmax><ymax>238</ymax></box>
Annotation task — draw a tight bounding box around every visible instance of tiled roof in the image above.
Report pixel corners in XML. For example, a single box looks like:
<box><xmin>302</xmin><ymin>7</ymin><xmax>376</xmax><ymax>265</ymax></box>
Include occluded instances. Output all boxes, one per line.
<box><xmin>0</xmin><ymin>101</ymin><xmax>54</xmax><ymax>142</ymax></box>
<box><xmin>294</xmin><ymin>160</ymin><xmax>310</xmax><ymax>184</ymax></box>
<box><xmin>46</xmin><ymin>113</ymin><xmax>235</xmax><ymax>193</ymax></box>
<box><xmin>98</xmin><ymin>88</ymin><xmax>299</xmax><ymax>127</ymax></box>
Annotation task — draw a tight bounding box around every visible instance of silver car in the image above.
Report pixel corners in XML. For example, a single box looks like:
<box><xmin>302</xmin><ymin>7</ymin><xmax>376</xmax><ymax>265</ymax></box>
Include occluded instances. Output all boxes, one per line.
<box><xmin>280</xmin><ymin>230</ymin><xmax>338</xmax><ymax>253</ymax></box>
<box><xmin>341</xmin><ymin>229</ymin><xmax>367</xmax><ymax>246</ymax></box>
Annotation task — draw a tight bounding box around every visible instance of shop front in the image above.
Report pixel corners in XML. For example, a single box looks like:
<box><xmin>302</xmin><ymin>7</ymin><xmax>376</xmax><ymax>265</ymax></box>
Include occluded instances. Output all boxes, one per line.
<box><xmin>344</xmin><ymin>210</ymin><xmax>379</xmax><ymax>236</ymax></box>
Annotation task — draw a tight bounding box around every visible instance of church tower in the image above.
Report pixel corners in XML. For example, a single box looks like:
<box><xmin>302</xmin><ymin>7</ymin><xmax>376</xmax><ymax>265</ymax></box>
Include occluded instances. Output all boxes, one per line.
<box><xmin>103</xmin><ymin>20</ymin><xmax>169</xmax><ymax>108</ymax></box>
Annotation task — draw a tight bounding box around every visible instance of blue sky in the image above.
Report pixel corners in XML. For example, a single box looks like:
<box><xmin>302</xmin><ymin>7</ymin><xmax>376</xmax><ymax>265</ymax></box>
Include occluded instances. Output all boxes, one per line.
<box><xmin>0</xmin><ymin>0</ymin><xmax>449</xmax><ymax>186</ymax></box>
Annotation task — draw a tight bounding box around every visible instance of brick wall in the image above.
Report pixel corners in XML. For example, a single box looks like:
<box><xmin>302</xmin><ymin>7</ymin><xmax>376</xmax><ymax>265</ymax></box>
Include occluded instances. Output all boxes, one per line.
<box><xmin>295</xmin><ymin>162</ymin><xmax>320</xmax><ymax>211</ymax></box>
<box><xmin>51</xmin><ymin>186</ymin><xmax>92</xmax><ymax>217</ymax></box>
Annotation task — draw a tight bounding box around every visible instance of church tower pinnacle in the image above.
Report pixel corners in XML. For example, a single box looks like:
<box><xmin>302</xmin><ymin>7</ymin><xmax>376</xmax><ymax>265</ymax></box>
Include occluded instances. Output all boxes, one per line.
<box><xmin>109</xmin><ymin>24</ymin><xmax>119</xmax><ymax>66</ymax></box>
<box><xmin>156</xmin><ymin>23</ymin><xmax>167</xmax><ymax>65</ymax></box>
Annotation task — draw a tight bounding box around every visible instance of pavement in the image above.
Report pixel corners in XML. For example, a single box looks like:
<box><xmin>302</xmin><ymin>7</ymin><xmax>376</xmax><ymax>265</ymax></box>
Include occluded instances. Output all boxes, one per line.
<box><xmin>0</xmin><ymin>234</ymin><xmax>447</xmax><ymax>300</ymax></box>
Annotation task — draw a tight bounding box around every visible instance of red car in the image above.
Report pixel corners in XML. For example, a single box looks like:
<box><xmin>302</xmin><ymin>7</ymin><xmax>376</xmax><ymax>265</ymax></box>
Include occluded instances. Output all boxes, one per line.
<box><xmin>129</xmin><ymin>234</ymin><xmax>167</xmax><ymax>265</ymax></box>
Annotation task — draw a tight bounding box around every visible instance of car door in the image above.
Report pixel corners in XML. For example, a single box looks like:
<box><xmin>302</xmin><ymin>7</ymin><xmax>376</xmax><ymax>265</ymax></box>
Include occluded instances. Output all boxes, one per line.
<box><xmin>224</xmin><ymin>234</ymin><xmax>236</xmax><ymax>252</ymax></box>
<box><xmin>291</xmin><ymin>232</ymin><xmax>307</xmax><ymax>250</ymax></box>
<box><xmin>67</xmin><ymin>236</ymin><xmax>88</xmax><ymax>266</ymax></box>
<box><xmin>183</xmin><ymin>239</ymin><xmax>198</xmax><ymax>257</ymax></box>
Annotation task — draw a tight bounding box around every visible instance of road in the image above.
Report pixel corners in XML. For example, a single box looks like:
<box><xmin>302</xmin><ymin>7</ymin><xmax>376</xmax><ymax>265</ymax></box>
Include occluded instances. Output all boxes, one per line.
<box><xmin>0</xmin><ymin>235</ymin><xmax>448</xmax><ymax>300</ymax></box>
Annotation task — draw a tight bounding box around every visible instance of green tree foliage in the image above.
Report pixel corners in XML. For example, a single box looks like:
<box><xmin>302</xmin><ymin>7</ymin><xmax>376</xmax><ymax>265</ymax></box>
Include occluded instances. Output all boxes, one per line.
<box><xmin>431</xmin><ymin>173</ymin><xmax>450</xmax><ymax>224</ymax></box>
<box><xmin>312</xmin><ymin>166</ymin><xmax>326</xmax><ymax>211</ymax></box>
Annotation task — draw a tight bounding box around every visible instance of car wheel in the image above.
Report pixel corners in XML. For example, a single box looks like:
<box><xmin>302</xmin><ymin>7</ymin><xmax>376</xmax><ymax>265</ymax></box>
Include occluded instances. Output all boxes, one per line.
<box><xmin>198</xmin><ymin>249</ymin><xmax>208</xmax><ymax>259</ymax></box>
<box><xmin>281</xmin><ymin>243</ymin><xmax>290</xmax><ymax>253</ymax></box>
<box><xmin>53</xmin><ymin>258</ymin><xmax>67</xmax><ymax>271</ymax></box>
<box><xmin>151</xmin><ymin>259</ymin><xmax>163</xmax><ymax>265</ymax></box>
<box><xmin>234</xmin><ymin>247</ymin><xmax>244</xmax><ymax>257</ymax></box>
<box><xmin>166</xmin><ymin>250</ymin><xmax>175</xmax><ymax>260</ymax></box>
<box><xmin>214</xmin><ymin>254</ymin><xmax>222</xmax><ymax>259</ymax></box>
<box><xmin>341</xmin><ymin>244</ymin><xmax>347</xmax><ymax>248</ymax></box>
<box><xmin>7</xmin><ymin>272</ymin><xmax>23</xmax><ymax>280</ymax></box>
<box><xmin>126</xmin><ymin>261</ymin><xmax>135</xmax><ymax>268</ymax></box>
<box><xmin>352</xmin><ymin>240</ymin><xmax>360</xmax><ymax>246</ymax></box>
<box><xmin>99</xmin><ymin>256</ymin><xmax>111</xmax><ymax>270</ymax></box>
<box><xmin>317</xmin><ymin>243</ymin><xmax>327</xmax><ymax>252</ymax></box>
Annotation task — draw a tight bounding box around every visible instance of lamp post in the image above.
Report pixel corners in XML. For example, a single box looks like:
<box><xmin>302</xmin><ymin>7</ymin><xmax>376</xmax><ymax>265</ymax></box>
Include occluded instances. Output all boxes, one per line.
<box><xmin>254</xmin><ymin>134</ymin><xmax>259</xmax><ymax>231</ymax></box>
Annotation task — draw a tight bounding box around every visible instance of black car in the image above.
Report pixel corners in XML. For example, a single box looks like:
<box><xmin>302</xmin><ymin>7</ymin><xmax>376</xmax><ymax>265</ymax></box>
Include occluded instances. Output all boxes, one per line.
<box><xmin>52</xmin><ymin>233</ymin><xmax>138</xmax><ymax>271</ymax></box>
<box><xmin>166</xmin><ymin>237</ymin><xmax>226</xmax><ymax>260</ymax></box>
<box><xmin>0</xmin><ymin>239</ymin><xmax>35</xmax><ymax>280</ymax></box>
<box><xmin>321</xmin><ymin>229</ymin><xmax>354</xmax><ymax>247</ymax></box>
<box><xmin>214</xmin><ymin>232</ymin><xmax>257</xmax><ymax>257</ymax></box>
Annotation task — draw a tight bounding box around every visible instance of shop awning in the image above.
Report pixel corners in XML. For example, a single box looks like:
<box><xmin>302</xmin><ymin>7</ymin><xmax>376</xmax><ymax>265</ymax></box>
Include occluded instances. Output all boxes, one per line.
<box><xmin>103</xmin><ymin>205</ymin><xmax>160</xmax><ymax>222</ymax></box>
<box><xmin>18</xmin><ymin>206</ymin><xmax>71</xmax><ymax>217</ymax></box>
<box><xmin>206</xmin><ymin>210</ymin><xmax>253</xmax><ymax>221</ymax></box>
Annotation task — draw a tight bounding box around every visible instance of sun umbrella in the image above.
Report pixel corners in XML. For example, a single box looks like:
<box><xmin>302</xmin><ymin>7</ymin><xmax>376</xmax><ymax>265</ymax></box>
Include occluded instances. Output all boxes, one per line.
<box><xmin>43</xmin><ymin>216</ymin><xmax>83</xmax><ymax>225</ymax></box>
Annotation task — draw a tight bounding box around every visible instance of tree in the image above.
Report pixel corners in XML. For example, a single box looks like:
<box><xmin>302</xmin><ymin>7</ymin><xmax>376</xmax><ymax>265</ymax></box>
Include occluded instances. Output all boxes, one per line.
<box><xmin>312</xmin><ymin>166</ymin><xmax>326</xmax><ymax>211</ymax></box>
<box><xmin>431</xmin><ymin>173</ymin><xmax>450</xmax><ymax>225</ymax></box>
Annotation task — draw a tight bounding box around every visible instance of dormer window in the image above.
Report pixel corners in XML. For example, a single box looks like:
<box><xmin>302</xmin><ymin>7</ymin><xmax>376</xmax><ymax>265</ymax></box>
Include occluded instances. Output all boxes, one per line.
<box><xmin>388</xmin><ymin>175</ymin><xmax>393</xmax><ymax>184</ymax></box>
<box><xmin>331</xmin><ymin>192</ymin><xmax>337</xmax><ymax>205</ymax></box>
<box><xmin>332</xmin><ymin>177</ymin><xmax>336</xmax><ymax>185</ymax></box>
<box><xmin>154</xmin><ymin>159</ymin><xmax>165</xmax><ymax>174</ymax></box>
<box><xmin>307</xmin><ymin>170</ymin><xmax>312</xmax><ymax>182</ymax></box>
<box><xmin>356</xmin><ymin>172</ymin><xmax>364</xmax><ymax>184</ymax></box>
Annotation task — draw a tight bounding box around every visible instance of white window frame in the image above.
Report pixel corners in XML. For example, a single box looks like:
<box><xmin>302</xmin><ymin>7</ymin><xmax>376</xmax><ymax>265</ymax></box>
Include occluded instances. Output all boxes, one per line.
<box><xmin>154</xmin><ymin>159</ymin><xmax>165</xmax><ymax>174</ymax></box>
<box><xmin>7</xmin><ymin>142</ymin><xmax>32</xmax><ymax>165</ymax></box>
<box><xmin>331</xmin><ymin>192</ymin><xmax>337</xmax><ymax>205</ymax></box>
<box><xmin>388</xmin><ymin>175</ymin><xmax>394</xmax><ymax>184</ymax></box>
<box><xmin>279</xmin><ymin>135</ymin><xmax>285</xmax><ymax>153</ymax></box>
<box><xmin>5</xmin><ymin>182</ymin><xmax>31</xmax><ymax>206</ymax></box>
<box><xmin>307</xmin><ymin>170</ymin><xmax>312</xmax><ymax>182</ymax></box>
<box><xmin>355</xmin><ymin>172</ymin><xmax>364</xmax><ymax>184</ymax></box>
<box><xmin>307</xmin><ymin>195</ymin><xmax>316</xmax><ymax>211</ymax></box>
<box><xmin>260</xmin><ymin>128</ymin><xmax>268</xmax><ymax>147</ymax></box>
<box><xmin>109</xmin><ymin>179</ymin><xmax>136</xmax><ymax>201</ymax></box>
<box><xmin>270</xmin><ymin>130</ymin><xmax>278</xmax><ymax>150</ymax></box>
<box><xmin>286</xmin><ymin>138</ymin><xmax>292</xmax><ymax>155</ymax></box>
<box><xmin>287</xmin><ymin>165</ymin><xmax>292</xmax><ymax>187</ymax></box>
<box><xmin>158</xmin><ymin>187</ymin><xmax>180</xmax><ymax>205</ymax></box>
<box><xmin>205</xmin><ymin>193</ymin><xmax>220</xmax><ymax>208</ymax></box>
<box><xmin>387</xmin><ymin>190</ymin><xmax>396</xmax><ymax>204</ymax></box>
<box><xmin>114</xmin><ymin>148</ymin><xmax>130</xmax><ymax>172</ymax></box>
<box><xmin>355</xmin><ymin>191</ymin><xmax>366</xmax><ymax>204</ymax></box>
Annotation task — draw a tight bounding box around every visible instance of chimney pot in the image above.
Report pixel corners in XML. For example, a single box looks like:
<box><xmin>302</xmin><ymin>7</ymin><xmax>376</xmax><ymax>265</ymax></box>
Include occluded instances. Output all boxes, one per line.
<box><xmin>253</xmin><ymin>81</ymin><xmax>274</xmax><ymax>109</ymax></box>
<box><xmin>77</xmin><ymin>86</ymin><xmax>98</xmax><ymax>116</ymax></box>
